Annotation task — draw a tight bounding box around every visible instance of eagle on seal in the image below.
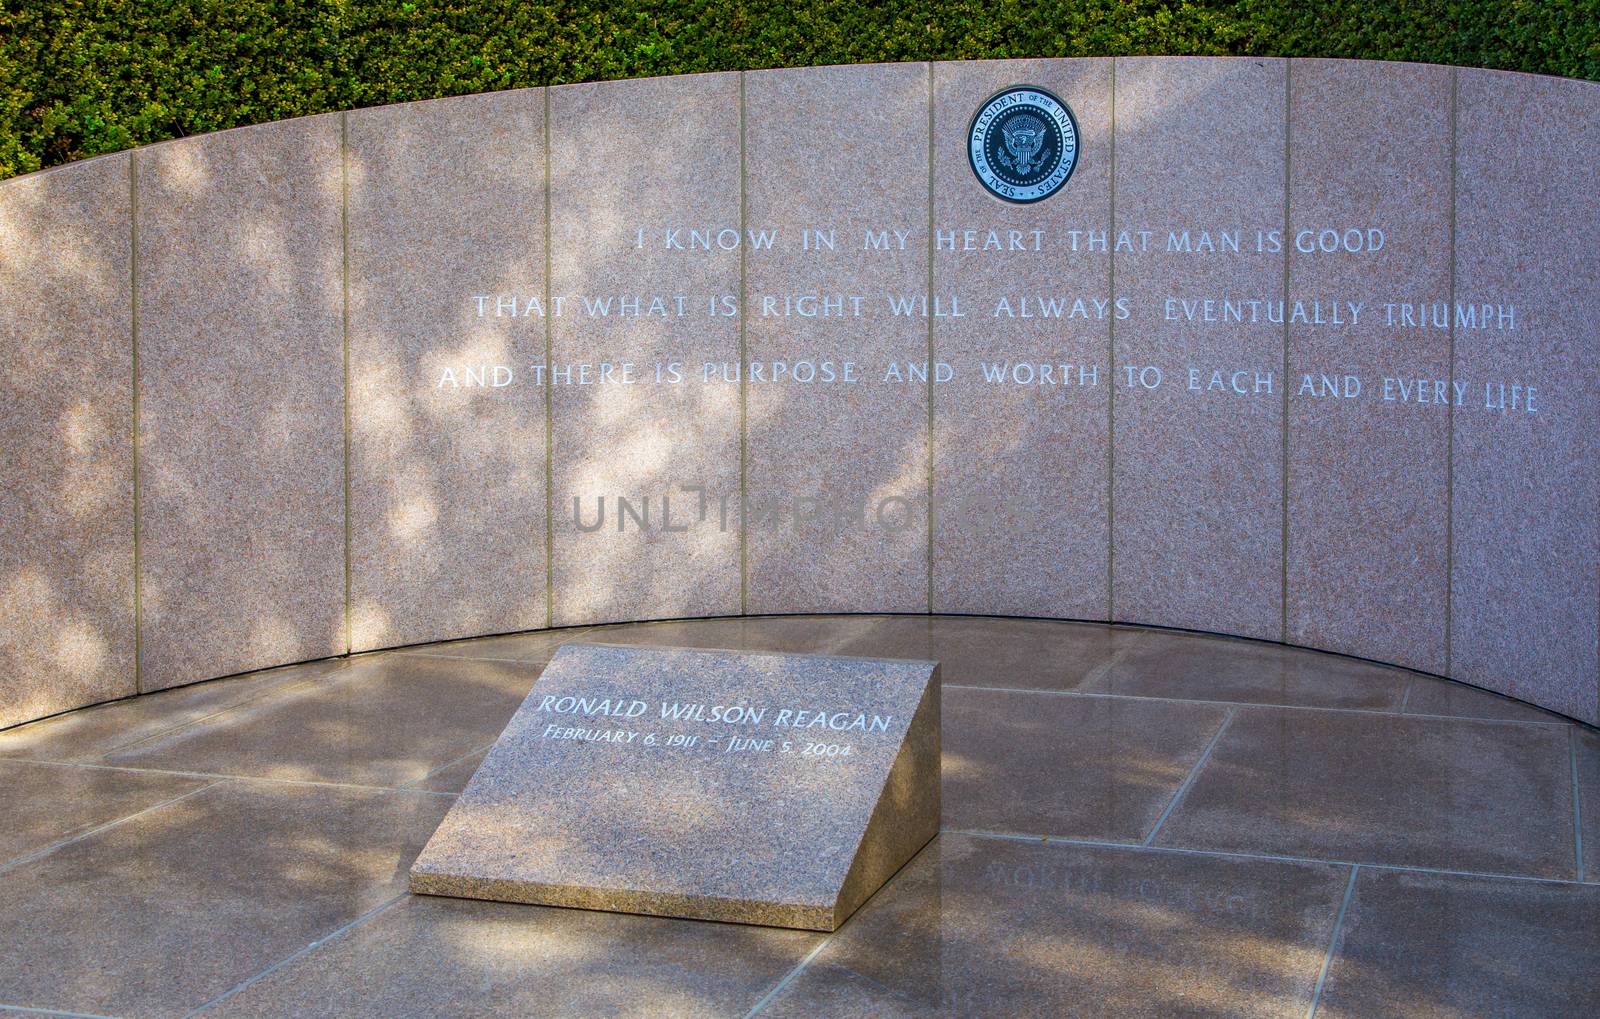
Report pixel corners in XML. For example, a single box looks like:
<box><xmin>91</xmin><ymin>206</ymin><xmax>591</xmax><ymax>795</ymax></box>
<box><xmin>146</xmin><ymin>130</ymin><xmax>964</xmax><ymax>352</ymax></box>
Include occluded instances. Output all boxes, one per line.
<box><xmin>996</xmin><ymin>113</ymin><xmax>1050</xmax><ymax>175</ymax></box>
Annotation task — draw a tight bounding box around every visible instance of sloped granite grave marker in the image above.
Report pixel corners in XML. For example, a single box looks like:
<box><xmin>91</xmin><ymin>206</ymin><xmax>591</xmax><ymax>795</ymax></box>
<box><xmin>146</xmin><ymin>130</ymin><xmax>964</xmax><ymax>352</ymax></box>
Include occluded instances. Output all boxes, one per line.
<box><xmin>410</xmin><ymin>642</ymin><xmax>940</xmax><ymax>930</ymax></box>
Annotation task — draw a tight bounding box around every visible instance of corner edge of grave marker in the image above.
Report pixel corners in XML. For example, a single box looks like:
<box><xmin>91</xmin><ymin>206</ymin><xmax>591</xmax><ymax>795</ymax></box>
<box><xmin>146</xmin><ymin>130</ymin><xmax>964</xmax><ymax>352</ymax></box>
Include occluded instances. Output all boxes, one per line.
<box><xmin>828</xmin><ymin>661</ymin><xmax>942</xmax><ymax>929</ymax></box>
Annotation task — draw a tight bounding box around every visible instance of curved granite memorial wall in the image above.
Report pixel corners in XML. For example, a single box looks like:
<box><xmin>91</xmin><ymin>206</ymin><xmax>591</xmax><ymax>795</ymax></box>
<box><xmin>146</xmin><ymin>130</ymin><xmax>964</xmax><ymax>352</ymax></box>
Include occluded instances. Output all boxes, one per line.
<box><xmin>2</xmin><ymin>58</ymin><xmax>1597</xmax><ymax>729</ymax></box>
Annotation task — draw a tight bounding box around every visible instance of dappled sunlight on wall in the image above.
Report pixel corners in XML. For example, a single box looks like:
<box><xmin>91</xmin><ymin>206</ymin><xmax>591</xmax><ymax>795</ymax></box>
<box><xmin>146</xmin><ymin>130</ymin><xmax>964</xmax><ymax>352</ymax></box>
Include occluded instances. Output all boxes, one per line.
<box><xmin>134</xmin><ymin>116</ymin><xmax>346</xmax><ymax>692</ymax></box>
<box><xmin>550</xmin><ymin>73</ymin><xmax>744</xmax><ymax>627</ymax></box>
<box><xmin>346</xmin><ymin>90</ymin><xmax>549</xmax><ymax>653</ymax></box>
<box><xmin>0</xmin><ymin>58</ymin><xmax>1595</xmax><ymax>730</ymax></box>
<box><xmin>743</xmin><ymin>63</ymin><xmax>932</xmax><ymax>616</ymax></box>
<box><xmin>0</xmin><ymin>153</ymin><xmax>134</xmax><ymax>728</ymax></box>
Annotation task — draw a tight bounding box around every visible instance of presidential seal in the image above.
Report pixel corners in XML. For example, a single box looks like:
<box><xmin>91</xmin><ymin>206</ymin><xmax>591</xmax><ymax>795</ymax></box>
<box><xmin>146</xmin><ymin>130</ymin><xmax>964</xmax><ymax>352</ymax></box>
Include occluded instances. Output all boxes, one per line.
<box><xmin>968</xmin><ymin>86</ymin><xmax>1079</xmax><ymax>203</ymax></box>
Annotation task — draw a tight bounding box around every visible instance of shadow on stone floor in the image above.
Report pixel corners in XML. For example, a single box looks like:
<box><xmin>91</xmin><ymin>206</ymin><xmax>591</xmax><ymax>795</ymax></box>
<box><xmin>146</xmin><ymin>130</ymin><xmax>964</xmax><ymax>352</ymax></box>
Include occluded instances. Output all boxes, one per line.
<box><xmin>0</xmin><ymin>615</ymin><xmax>1594</xmax><ymax>1017</ymax></box>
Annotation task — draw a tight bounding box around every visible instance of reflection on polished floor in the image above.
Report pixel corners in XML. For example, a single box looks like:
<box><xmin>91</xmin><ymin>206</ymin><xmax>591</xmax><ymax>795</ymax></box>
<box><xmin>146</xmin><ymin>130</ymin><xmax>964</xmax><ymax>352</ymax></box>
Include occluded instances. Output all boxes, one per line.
<box><xmin>0</xmin><ymin>615</ymin><xmax>1595</xmax><ymax>1017</ymax></box>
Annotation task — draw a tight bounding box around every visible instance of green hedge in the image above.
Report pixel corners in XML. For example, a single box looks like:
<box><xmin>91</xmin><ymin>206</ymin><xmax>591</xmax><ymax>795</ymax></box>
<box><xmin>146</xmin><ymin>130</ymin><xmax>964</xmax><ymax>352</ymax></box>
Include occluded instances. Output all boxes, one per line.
<box><xmin>3</xmin><ymin>1</ymin><xmax>1597</xmax><ymax>180</ymax></box>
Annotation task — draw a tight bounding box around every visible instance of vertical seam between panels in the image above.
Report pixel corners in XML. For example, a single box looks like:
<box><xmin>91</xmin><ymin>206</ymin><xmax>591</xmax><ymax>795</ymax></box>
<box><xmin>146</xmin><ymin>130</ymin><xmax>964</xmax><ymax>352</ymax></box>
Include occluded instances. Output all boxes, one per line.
<box><xmin>1107</xmin><ymin>58</ymin><xmax>1118</xmax><ymax>624</ymax></box>
<box><xmin>544</xmin><ymin>88</ymin><xmax>555</xmax><ymax>629</ymax></box>
<box><xmin>129</xmin><ymin>152</ymin><xmax>144</xmax><ymax>691</ymax></box>
<box><xmin>926</xmin><ymin>62</ymin><xmax>936</xmax><ymax>614</ymax></box>
<box><xmin>1445</xmin><ymin>67</ymin><xmax>1459</xmax><ymax>676</ymax></box>
<box><xmin>340</xmin><ymin>113</ymin><xmax>353</xmax><ymax>655</ymax></box>
<box><xmin>740</xmin><ymin>72</ymin><xmax>750</xmax><ymax>615</ymax></box>
<box><xmin>1281</xmin><ymin>63</ymin><xmax>1293</xmax><ymax>644</ymax></box>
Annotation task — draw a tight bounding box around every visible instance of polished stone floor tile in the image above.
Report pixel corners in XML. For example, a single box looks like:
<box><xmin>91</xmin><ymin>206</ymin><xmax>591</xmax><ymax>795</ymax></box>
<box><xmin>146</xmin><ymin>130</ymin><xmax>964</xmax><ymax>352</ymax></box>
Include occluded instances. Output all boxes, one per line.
<box><xmin>101</xmin><ymin>655</ymin><xmax>544</xmax><ymax>786</ymax></box>
<box><xmin>1577</xmin><ymin>727</ymin><xmax>1599</xmax><ymax>882</ymax></box>
<box><xmin>0</xmin><ymin>659</ymin><xmax>348</xmax><ymax>762</ymax></box>
<box><xmin>0</xmin><ymin>761</ymin><xmax>212</xmax><ymax>866</ymax></box>
<box><xmin>1403</xmin><ymin>675</ymin><xmax>1571</xmax><ymax>722</ymax></box>
<box><xmin>1315</xmin><ymin>868</ymin><xmax>1600</xmax><ymax>1017</ymax></box>
<box><xmin>199</xmin><ymin>893</ymin><xmax>819</xmax><ymax>1018</ymax></box>
<box><xmin>943</xmin><ymin>688</ymin><xmax>1230</xmax><ymax>841</ymax></box>
<box><xmin>387</xmin><ymin>626</ymin><xmax>594</xmax><ymax>663</ymax></box>
<box><xmin>837</xmin><ymin>615</ymin><xmax>1126</xmax><ymax>691</ymax></box>
<box><xmin>758</xmin><ymin>834</ymin><xmax>1349</xmax><ymax>1018</ymax></box>
<box><xmin>0</xmin><ymin>780</ymin><xmax>451</xmax><ymax>1019</ymax></box>
<box><xmin>1153</xmin><ymin>708</ymin><xmax>1576</xmax><ymax>877</ymax></box>
<box><xmin>1082</xmin><ymin>631</ymin><xmax>1408</xmax><ymax>710</ymax></box>
<box><xmin>0</xmin><ymin>615</ymin><xmax>1582</xmax><ymax>1016</ymax></box>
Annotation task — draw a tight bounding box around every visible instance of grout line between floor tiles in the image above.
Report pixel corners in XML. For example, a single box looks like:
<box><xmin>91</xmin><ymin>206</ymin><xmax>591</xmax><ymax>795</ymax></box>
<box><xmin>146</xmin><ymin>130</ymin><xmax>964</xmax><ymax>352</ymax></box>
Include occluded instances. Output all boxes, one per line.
<box><xmin>387</xmin><ymin>650</ymin><xmax>546</xmax><ymax>665</ymax></box>
<box><xmin>944</xmin><ymin>827</ymin><xmax>1124</xmax><ymax>847</ymax></box>
<box><xmin>1306</xmin><ymin>865</ymin><xmax>1359</xmax><ymax>1019</ymax></box>
<box><xmin>741</xmin><ymin>934</ymin><xmax>833</xmax><ymax>1018</ymax></box>
<box><xmin>1143</xmin><ymin>707</ymin><xmax>1236</xmax><ymax>845</ymax></box>
<box><xmin>181</xmin><ymin>893</ymin><xmax>407</xmax><ymax>1018</ymax></box>
<box><xmin>0</xmin><ymin>1004</ymin><xmax>129</xmax><ymax>1019</ymax></box>
<box><xmin>410</xmin><ymin>741</ymin><xmax>496</xmax><ymax>785</ymax></box>
<box><xmin>77</xmin><ymin>685</ymin><xmax>322</xmax><ymax>760</ymax></box>
<box><xmin>99</xmin><ymin>666</ymin><xmax>378</xmax><ymax>756</ymax></box>
<box><xmin>90</xmin><ymin>661</ymin><xmax>361</xmax><ymax>756</ymax></box>
<box><xmin>941</xmin><ymin>682</ymin><xmax>1570</xmax><ymax>727</ymax></box>
<box><xmin>0</xmin><ymin>660</ymin><xmax>363</xmax><ymax>745</ymax></box>
<box><xmin>943</xmin><ymin>827</ymin><xmax>1595</xmax><ymax>887</ymax></box>
<box><xmin>1075</xmin><ymin>647</ymin><xmax>1131</xmax><ymax>690</ymax></box>
<box><xmin>1572</xmin><ymin>726</ymin><xmax>1586</xmax><ymax>882</ymax></box>
<box><xmin>0</xmin><ymin>780</ymin><xmax>226</xmax><ymax>878</ymax></box>
<box><xmin>0</xmin><ymin>758</ymin><xmax>460</xmax><ymax>799</ymax></box>
<box><xmin>233</xmin><ymin>775</ymin><xmax>462</xmax><ymax>799</ymax></box>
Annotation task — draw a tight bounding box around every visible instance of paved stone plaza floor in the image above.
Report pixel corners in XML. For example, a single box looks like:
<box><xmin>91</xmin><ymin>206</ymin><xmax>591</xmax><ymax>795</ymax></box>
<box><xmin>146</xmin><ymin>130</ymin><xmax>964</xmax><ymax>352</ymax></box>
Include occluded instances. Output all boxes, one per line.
<box><xmin>0</xmin><ymin>615</ymin><xmax>1596</xmax><ymax>1017</ymax></box>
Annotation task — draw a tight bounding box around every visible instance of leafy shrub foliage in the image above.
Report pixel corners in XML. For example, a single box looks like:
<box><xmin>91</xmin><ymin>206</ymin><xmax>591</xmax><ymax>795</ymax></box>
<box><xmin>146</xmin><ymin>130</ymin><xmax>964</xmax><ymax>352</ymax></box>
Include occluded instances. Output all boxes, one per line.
<box><xmin>3</xmin><ymin>1</ymin><xmax>1596</xmax><ymax>179</ymax></box>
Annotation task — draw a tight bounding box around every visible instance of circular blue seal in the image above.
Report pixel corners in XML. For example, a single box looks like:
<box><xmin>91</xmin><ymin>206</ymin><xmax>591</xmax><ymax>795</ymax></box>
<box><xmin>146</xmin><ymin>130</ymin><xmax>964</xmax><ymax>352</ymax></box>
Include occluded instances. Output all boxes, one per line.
<box><xmin>968</xmin><ymin>86</ymin><xmax>1080</xmax><ymax>203</ymax></box>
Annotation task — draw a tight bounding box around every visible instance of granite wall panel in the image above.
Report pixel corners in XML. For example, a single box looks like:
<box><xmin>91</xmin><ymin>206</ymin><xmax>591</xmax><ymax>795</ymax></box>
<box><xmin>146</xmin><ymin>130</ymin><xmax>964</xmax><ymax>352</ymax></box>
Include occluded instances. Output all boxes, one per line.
<box><xmin>548</xmin><ymin>73</ymin><xmax>743</xmax><ymax>626</ymax></box>
<box><xmin>1451</xmin><ymin>70</ymin><xmax>1600</xmax><ymax>723</ymax></box>
<box><xmin>744</xmin><ymin>62</ymin><xmax>932</xmax><ymax>614</ymax></box>
<box><xmin>930</xmin><ymin>59</ymin><xmax>1113</xmax><ymax>620</ymax></box>
<box><xmin>1</xmin><ymin>59</ymin><xmax>1596</xmax><ymax>729</ymax></box>
<box><xmin>0</xmin><ymin>156</ymin><xmax>135</xmax><ymax>726</ymax></box>
<box><xmin>1110</xmin><ymin>57</ymin><xmax>1288</xmax><ymax>641</ymax></box>
<box><xmin>135</xmin><ymin>117</ymin><xmax>346</xmax><ymax>690</ymax></box>
<box><xmin>346</xmin><ymin>91</ymin><xmax>548</xmax><ymax>651</ymax></box>
<box><xmin>1285</xmin><ymin>60</ymin><xmax>1452</xmax><ymax>674</ymax></box>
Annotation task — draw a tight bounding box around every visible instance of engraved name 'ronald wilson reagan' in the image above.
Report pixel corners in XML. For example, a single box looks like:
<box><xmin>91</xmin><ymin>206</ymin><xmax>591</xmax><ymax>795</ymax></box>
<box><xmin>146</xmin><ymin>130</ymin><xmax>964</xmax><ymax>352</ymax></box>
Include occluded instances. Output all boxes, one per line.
<box><xmin>409</xmin><ymin>643</ymin><xmax>940</xmax><ymax>930</ymax></box>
